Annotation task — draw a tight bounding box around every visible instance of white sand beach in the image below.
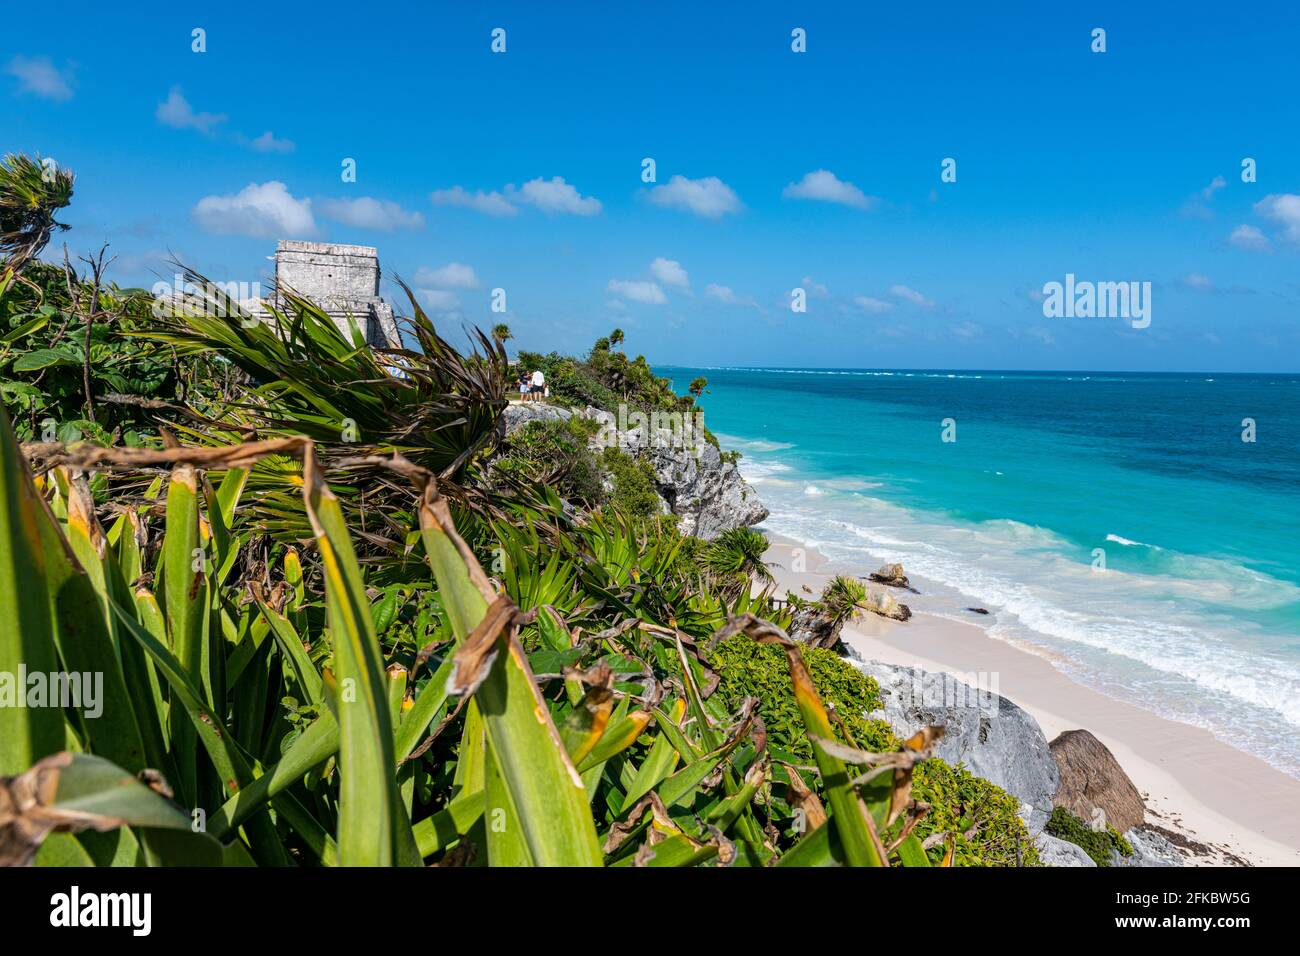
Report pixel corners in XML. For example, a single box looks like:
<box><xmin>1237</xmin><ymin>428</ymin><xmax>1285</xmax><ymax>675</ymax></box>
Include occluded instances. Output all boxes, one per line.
<box><xmin>763</xmin><ymin>535</ymin><xmax>1300</xmax><ymax>867</ymax></box>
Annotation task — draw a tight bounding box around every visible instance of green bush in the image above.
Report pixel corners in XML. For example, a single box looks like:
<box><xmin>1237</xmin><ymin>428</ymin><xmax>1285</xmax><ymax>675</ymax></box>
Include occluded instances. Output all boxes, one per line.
<box><xmin>601</xmin><ymin>446</ymin><xmax>661</xmax><ymax>517</ymax></box>
<box><xmin>1044</xmin><ymin>806</ymin><xmax>1132</xmax><ymax>866</ymax></box>
<box><xmin>707</xmin><ymin>634</ymin><xmax>895</xmax><ymax>762</ymax></box>
<box><xmin>492</xmin><ymin>417</ymin><xmax>605</xmax><ymax>505</ymax></box>
<box><xmin>911</xmin><ymin>759</ymin><xmax>1041</xmax><ymax>867</ymax></box>
<box><xmin>707</xmin><ymin>635</ymin><xmax>1040</xmax><ymax>866</ymax></box>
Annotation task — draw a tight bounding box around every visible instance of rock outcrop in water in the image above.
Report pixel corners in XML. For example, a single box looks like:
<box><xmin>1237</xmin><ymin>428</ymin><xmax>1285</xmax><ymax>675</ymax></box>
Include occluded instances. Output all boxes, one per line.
<box><xmin>868</xmin><ymin>562</ymin><xmax>917</xmax><ymax>592</ymax></box>
<box><xmin>497</xmin><ymin>403</ymin><xmax>767</xmax><ymax>539</ymax></box>
<box><xmin>862</xmin><ymin>588</ymin><xmax>912</xmax><ymax>622</ymax></box>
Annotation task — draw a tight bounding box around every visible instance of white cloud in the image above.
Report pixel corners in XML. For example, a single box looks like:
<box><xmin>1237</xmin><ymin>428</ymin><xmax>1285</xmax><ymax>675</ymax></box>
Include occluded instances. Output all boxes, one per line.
<box><xmin>607</xmin><ymin>279</ymin><xmax>666</xmax><ymax>304</ymax></box>
<box><xmin>949</xmin><ymin>321</ymin><xmax>983</xmax><ymax>340</ymax></box>
<box><xmin>889</xmin><ymin>285</ymin><xmax>934</xmax><ymax>308</ymax></box>
<box><xmin>1254</xmin><ymin>193</ymin><xmax>1300</xmax><ymax>243</ymax></box>
<box><xmin>430</xmin><ymin>176</ymin><xmax>601</xmax><ymax>217</ymax></box>
<box><xmin>782</xmin><ymin>170</ymin><xmax>876</xmax><ymax>210</ymax></box>
<box><xmin>250</xmin><ymin>130</ymin><xmax>295</xmax><ymax>153</ymax></box>
<box><xmin>317</xmin><ymin>196</ymin><xmax>424</xmax><ymax>232</ymax></box>
<box><xmin>192</xmin><ymin>181</ymin><xmax>315</xmax><ymax>239</ymax></box>
<box><xmin>853</xmin><ymin>295</ymin><xmax>894</xmax><ymax>314</ymax></box>
<box><xmin>650</xmin><ymin>257</ymin><xmax>689</xmax><ymax>290</ymax></box>
<box><xmin>414</xmin><ymin>263</ymin><xmax>479</xmax><ymax>289</ymax></box>
<box><xmin>156</xmin><ymin>86</ymin><xmax>227</xmax><ymax>134</ymax></box>
<box><xmin>1181</xmin><ymin>175</ymin><xmax>1228</xmax><ymax>219</ymax></box>
<box><xmin>430</xmin><ymin>185</ymin><xmax>518</xmax><ymax>217</ymax></box>
<box><xmin>1183</xmin><ymin>272</ymin><xmax>1214</xmax><ymax>292</ymax></box>
<box><xmin>705</xmin><ymin>284</ymin><xmax>761</xmax><ymax>309</ymax></box>
<box><xmin>515</xmin><ymin>176</ymin><xmax>601</xmax><ymax>215</ymax></box>
<box><xmin>417</xmin><ymin>289</ymin><xmax>461</xmax><ymax>310</ymax></box>
<box><xmin>801</xmin><ymin>276</ymin><xmax>829</xmax><ymax>297</ymax></box>
<box><xmin>648</xmin><ymin>175</ymin><xmax>741</xmax><ymax>218</ymax></box>
<box><xmin>5</xmin><ymin>55</ymin><xmax>74</xmax><ymax>101</ymax></box>
<box><xmin>1180</xmin><ymin>175</ymin><xmax>1229</xmax><ymax>219</ymax></box>
<box><xmin>1229</xmin><ymin>223</ymin><xmax>1270</xmax><ymax>251</ymax></box>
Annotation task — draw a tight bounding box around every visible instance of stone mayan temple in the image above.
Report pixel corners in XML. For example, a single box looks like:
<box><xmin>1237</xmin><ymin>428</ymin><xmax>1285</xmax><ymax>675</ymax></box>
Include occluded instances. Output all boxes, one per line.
<box><xmin>272</xmin><ymin>240</ymin><xmax>401</xmax><ymax>347</ymax></box>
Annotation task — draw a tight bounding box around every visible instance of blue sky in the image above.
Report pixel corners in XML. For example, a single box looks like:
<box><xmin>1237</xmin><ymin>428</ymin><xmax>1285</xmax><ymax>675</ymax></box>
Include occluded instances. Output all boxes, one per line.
<box><xmin>4</xmin><ymin>1</ymin><xmax>1299</xmax><ymax>371</ymax></box>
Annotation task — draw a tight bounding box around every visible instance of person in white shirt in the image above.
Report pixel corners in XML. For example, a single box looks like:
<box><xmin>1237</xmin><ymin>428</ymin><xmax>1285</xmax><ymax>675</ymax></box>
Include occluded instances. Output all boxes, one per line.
<box><xmin>530</xmin><ymin>369</ymin><xmax>545</xmax><ymax>402</ymax></box>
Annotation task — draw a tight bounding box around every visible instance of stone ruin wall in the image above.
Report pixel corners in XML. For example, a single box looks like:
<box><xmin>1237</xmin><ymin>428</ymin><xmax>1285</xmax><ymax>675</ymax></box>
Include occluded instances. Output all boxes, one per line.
<box><xmin>273</xmin><ymin>240</ymin><xmax>400</xmax><ymax>347</ymax></box>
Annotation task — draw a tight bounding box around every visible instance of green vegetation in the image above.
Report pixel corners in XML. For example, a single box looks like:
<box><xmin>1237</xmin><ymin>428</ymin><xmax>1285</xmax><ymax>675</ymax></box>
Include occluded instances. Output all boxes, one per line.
<box><xmin>492</xmin><ymin>416</ymin><xmax>605</xmax><ymax>506</ymax></box>
<box><xmin>600</xmin><ymin>445</ymin><xmax>661</xmax><ymax>516</ymax></box>
<box><xmin>911</xmin><ymin>760</ymin><xmax>1041</xmax><ymax>867</ymax></box>
<box><xmin>1044</xmin><ymin>806</ymin><xmax>1133</xmax><ymax>866</ymax></box>
<box><xmin>0</xmin><ymin>153</ymin><xmax>1041</xmax><ymax>868</ymax></box>
<box><xmin>706</xmin><ymin>635</ymin><xmax>1038</xmax><ymax>865</ymax></box>
<box><xmin>1</xmin><ymin>262</ymin><xmax>230</xmax><ymax>444</ymax></box>
<box><xmin>819</xmin><ymin>574</ymin><xmax>871</xmax><ymax>629</ymax></box>
<box><xmin>1</xmin><ymin>153</ymin><xmax>74</xmax><ymax>269</ymax></box>
<box><xmin>702</xmin><ymin>527</ymin><xmax>775</xmax><ymax>597</ymax></box>
<box><xmin>709</xmin><ymin>634</ymin><xmax>896</xmax><ymax>763</ymax></box>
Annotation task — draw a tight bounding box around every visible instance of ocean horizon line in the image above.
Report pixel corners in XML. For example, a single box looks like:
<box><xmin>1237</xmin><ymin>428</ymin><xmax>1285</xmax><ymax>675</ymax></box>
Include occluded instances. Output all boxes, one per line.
<box><xmin>655</xmin><ymin>364</ymin><xmax>1300</xmax><ymax>378</ymax></box>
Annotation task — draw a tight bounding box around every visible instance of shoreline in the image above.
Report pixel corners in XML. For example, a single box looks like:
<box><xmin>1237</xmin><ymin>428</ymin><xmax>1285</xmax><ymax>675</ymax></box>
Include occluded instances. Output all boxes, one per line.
<box><xmin>762</xmin><ymin>533</ymin><xmax>1300</xmax><ymax>867</ymax></box>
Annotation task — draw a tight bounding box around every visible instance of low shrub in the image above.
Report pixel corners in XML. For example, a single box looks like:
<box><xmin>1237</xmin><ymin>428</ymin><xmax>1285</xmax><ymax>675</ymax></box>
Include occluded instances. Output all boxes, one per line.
<box><xmin>707</xmin><ymin>634</ymin><xmax>894</xmax><ymax>762</ymax></box>
<box><xmin>600</xmin><ymin>446</ymin><xmax>661</xmax><ymax>517</ymax></box>
<box><xmin>707</xmin><ymin>634</ymin><xmax>1040</xmax><ymax>866</ymax></box>
<box><xmin>492</xmin><ymin>417</ymin><xmax>605</xmax><ymax>505</ymax></box>
<box><xmin>911</xmin><ymin>759</ymin><xmax>1041</xmax><ymax>866</ymax></box>
<box><xmin>1044</xmin><ymin>805</ymin><xmax>1133</xmax><ymax>866</ymax></box>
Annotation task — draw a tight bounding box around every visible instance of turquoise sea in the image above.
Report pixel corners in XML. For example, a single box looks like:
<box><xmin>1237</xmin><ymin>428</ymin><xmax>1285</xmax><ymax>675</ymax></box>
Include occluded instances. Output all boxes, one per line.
<box><xmin>661</xmin><ymin>366</ymin><xmax>1300</xmax><ymax>777</ymax></box>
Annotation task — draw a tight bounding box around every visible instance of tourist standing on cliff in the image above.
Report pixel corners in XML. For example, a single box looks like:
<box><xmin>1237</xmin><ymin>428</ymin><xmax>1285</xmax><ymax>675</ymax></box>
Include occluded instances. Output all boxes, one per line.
<box><xmin>530</xmin><ymin>368</ymin><xmax>545</xmax><ymax>402</ymax></box>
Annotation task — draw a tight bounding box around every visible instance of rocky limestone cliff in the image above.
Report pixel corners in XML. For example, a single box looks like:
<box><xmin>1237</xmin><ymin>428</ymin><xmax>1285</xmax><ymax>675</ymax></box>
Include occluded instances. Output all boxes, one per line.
<box><xmin>497</xmin><ymin>403</ymin><xmax>767</xmax><ymax>539</ymax></box>
<box><xmin>850</xmin><ymin>658</ymin><xmax>1060</xmax><ymax>829</ymax></box>
<box><xmin>850</xmin><ymin>657</ymin><xmax>1185</xmax><ymax>866</ymax></box>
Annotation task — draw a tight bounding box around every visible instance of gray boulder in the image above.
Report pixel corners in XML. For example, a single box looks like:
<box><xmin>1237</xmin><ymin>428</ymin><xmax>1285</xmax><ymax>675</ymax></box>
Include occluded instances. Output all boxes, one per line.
<box><xmin>1113</xmin><ymin>827</ymin><xmax>1184</xmax><ymax>867</ymax></box>
<box><xmin>499</xmin><ymin>402</ymin><xmax>573</xmax><ymax>436</ymax></box>
<box><xmin>861</xmin><ymin>588</ymin><xmax>911</xmax><ymax>622</ymax></box>
<box><xmin>852</xmin><ymin>659</ymin><xmax>1059</xmax><ymax>828</ymax></box>
<box><xmin>1034</xmin><ymin>831</ymin><xmax>1097</xmax><ymax>867</ymax></box>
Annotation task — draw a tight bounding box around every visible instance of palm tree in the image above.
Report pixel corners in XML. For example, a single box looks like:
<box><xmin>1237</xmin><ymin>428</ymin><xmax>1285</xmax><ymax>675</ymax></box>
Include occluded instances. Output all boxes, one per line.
<box><xmin>609</xmin><ymin>327</ymin><xmax>624</xmax><ymax>351</ymax></box>
<box><xmin>688</xmin><ymin>376</ymin><xmax>708</xmax><ymax>404</ymax></box>
<box><xmin>491</xmin><ymin>322</ymin><xmax>513</xmax><ymax>346</ymax></box>
<box><xmin>702</xmin><ymin>527</ymin><xmax>773</xmax><ymax>596</ymax></box>
<box><xmin>818</xmin><ymin>575</ymin><xmax>868</xmax><ymax>630</ymax></box>
<box><xmin>0</xmin><ymin>153</ymin><xmax>74</xmax><ymax>270</ymax></box>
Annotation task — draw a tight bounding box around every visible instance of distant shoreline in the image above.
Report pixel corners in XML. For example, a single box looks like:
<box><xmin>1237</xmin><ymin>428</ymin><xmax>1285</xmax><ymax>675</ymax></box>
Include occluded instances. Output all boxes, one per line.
<box><xmin>762</xmin><ymin>533</ymin><xmax>1300</xmax><ymax>867</ymax></box>
<box><xmin>658</xmin><ymin>365</ymin><xmax>1300</xmax><ymax>378</ymax></box>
